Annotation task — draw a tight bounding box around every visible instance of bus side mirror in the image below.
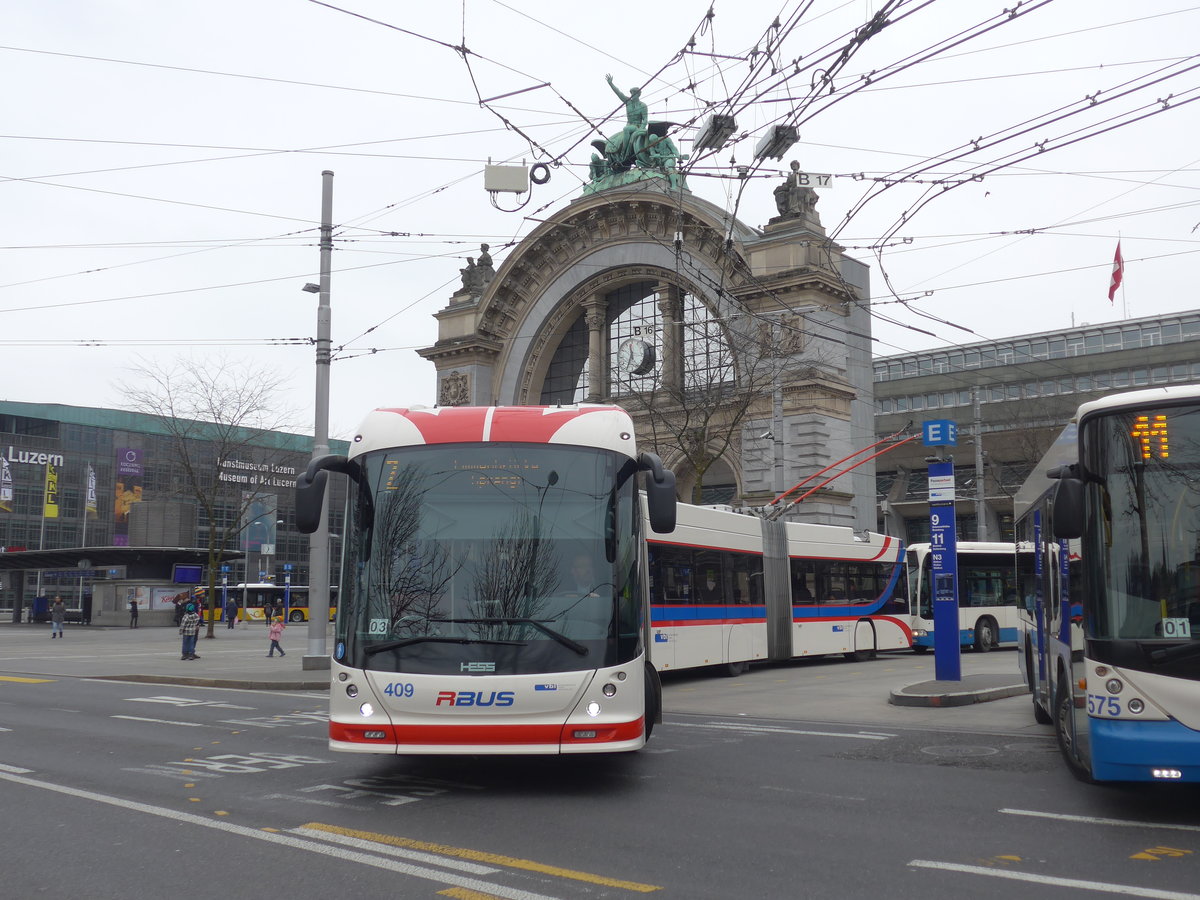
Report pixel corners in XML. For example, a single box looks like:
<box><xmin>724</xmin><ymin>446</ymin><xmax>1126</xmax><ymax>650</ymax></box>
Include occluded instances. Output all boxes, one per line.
<box><xmin>1052</xmin><ymin>475</ymin><xmax>1085</xmax><ymax>540</ymax></box>
<box><xmin>295</xmin><ymin>454</ymin><xmax>359</xmax><ymax>534</ymax></box>
<box><xmin>639</xmin><ymin>452</ymin><xmax>676</xmax><ymax>534</ymax></box>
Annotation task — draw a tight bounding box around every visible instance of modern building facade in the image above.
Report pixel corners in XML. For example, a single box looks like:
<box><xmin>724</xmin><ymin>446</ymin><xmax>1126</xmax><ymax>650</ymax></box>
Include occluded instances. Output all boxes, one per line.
<box><xmin>873</xmin><ymin>309</ymin><xmax>1200</xmax><ymax>544</ymax></box>
<box><xmin>0</xmin><ymin>401</ymin><xmax>347</xmax><ymax>622</ymax></box>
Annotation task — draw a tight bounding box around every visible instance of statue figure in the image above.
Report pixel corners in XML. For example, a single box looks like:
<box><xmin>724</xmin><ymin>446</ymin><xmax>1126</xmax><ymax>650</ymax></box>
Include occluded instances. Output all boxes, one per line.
<box><xmin>585</xmin><ymin>75</ymin><xmax>687</xmax><ymax>193</ymax></box>
<box><xmin>605</xmin><ymin>74</ymin><xmax>648</xmax><ymax>170</ymax></box>
<box><xmin>459</xmin><ymin>257</ymin><xmax>477</xmax><ymax>293</ymax></box>
<box><xmin>774</xmin><ymin>160</ymin><xmax>819</xmax><ymax>218</ymax></box>
<box><xmin>477</xmin><ymin>243</ymin><xmax>493</xmax><ymax>270</ymax></box>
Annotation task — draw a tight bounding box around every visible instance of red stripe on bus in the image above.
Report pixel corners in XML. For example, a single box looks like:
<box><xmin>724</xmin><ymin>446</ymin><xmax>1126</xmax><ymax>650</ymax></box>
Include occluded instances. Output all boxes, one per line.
<box><xmin>653</xmin><ymin>618</ymin><xmax>767</xmax><ymax>627</ymax></box>
<box><xmin>330</xmin><ymin>718</ymin><xmax>644</xmax><ymax>746</ymax></box>
<box><xmin>376</xmin><ymin>406</ymin><xmax>607</xmax><ymax>446</ymax></box>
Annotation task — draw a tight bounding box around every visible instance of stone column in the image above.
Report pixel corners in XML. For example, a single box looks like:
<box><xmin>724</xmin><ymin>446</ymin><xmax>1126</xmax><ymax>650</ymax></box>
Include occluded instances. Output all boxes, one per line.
<box><xmin>657</xmin><ymin>283</ymin><xmax>684</xmax><ymax>393</ymax></box>
<box><xmin>583</xmin><ymin>294</ymin><xmax>608</xmax><ymax>402</ymax></box>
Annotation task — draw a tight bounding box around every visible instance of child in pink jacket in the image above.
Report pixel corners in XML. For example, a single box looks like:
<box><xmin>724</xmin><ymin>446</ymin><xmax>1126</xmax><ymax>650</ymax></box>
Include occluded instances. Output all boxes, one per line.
<box><xmin>267</xmin><ymin>617</ymin><xmax>286</xmax><ymax>657</ymax></box>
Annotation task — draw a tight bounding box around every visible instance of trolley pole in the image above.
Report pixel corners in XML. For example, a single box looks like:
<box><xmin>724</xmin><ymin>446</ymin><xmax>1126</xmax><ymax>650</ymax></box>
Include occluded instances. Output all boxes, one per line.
<box><xmin>304</xmin><ymin>170</ymin><xmax>334</xmax><ymax>671</ymax></box>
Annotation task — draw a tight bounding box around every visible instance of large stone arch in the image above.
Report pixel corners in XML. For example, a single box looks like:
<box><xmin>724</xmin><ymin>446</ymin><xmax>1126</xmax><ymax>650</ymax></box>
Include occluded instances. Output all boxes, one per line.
<box><xmin>419</xmin><ymin>182</ymin><xmax>877</xmax><ymax>529</ymax></box>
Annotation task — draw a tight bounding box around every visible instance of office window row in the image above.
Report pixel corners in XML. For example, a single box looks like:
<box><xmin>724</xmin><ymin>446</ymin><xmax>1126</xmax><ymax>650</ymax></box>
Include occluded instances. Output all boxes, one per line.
<box><xmin>873</xmin><ymin>316</ymin><xmax>1200</xmax><ymax>383</ymax></box>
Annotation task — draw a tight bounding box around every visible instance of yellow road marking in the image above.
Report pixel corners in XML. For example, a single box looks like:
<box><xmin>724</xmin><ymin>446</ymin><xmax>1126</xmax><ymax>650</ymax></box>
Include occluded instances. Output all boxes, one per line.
<box><xmin>0</xmin><ymin>676</ymin><xmax>53</xmax><ymax>684</ymax></box>
<box><xmin>438</xmin><ymin>889</ymin><xmax>505</xmax><ymax>900</ymax></box>
<box><xmin>302</xmin><ymin>822</ymin><xmax>661</xmax><ymax>892</ymax></box>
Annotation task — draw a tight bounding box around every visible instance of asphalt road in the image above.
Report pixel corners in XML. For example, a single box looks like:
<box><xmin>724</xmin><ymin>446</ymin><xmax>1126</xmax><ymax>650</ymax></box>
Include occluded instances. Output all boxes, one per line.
<box><xmin>4</xmin><ymin>626</ymin><xmax>1200</xmax><ymax>898</ymax></box>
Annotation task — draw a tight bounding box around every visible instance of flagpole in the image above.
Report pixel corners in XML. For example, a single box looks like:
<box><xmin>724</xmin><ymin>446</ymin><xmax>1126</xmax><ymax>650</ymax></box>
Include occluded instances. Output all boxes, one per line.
<box><xmin>78</xmin><ymin>461</ymin><xmax>89</xmax><ymax>607</ymax></box>
<box><xmin>36</xmin><ymin>466</ymin><xmax>47</xmax><ymax>597</ymax></box>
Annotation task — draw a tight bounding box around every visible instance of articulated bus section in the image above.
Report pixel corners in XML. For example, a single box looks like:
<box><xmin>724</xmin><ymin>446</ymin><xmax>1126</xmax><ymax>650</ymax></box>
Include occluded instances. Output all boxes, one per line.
<box><xmin>647</xmin><ymin>504</ymin><xmax>909</xmax><ymax>674</ymax></box>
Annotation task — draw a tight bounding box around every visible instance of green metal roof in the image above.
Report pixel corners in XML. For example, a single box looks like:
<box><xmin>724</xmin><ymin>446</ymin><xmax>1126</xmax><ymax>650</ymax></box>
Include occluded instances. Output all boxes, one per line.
<box><xmin>0</xmin><ymin>400</ymin><xmax>350</xmax><ymax>455</ymax></box>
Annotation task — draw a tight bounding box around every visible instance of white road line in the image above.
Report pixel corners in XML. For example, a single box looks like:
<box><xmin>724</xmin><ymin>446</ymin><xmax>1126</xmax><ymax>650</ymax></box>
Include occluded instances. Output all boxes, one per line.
<box><xmin>0</xmin><ymin>769</ymin><xmax>563</xmax><ymax>900</ymax></box>
<box><xmin>669</xmin><ymin>721</ymin><xmax>891</xmax><ymax>741</ymax></box>
<box><xmin>1002</xmin><ymin>808</ymin><xmax>1200</xmax><ymax>834</ymax></box>
<box><xmin>111</xmin><ymin>715</ymin><xmax>208</xmax><ymax>727</ymax></box>
<box><xmin>0</xmin><ymin>763</ymin><xmax>34</xmax><ymax>773</ymax></box>
<box><xmin>909</xmin><ymin>859</ymin><xmax>1200</xmax><ymax>899</ymax></box>
<box><xmin>291</xmin><ymin>826</ymin><xmax>501</xmax><ymax>875</ymax></box>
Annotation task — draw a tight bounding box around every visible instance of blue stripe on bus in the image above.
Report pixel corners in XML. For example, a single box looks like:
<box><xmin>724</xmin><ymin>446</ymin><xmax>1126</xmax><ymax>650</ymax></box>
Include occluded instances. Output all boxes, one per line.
<box><xmin>652</xmin><ymin>606</ymin><xmax>767</xmax><ymax>622</ymax></box>
<box><xmin>913</xmin><ymin>626</ymin><xmax>1019</xmax><ymax>648</ymax></box>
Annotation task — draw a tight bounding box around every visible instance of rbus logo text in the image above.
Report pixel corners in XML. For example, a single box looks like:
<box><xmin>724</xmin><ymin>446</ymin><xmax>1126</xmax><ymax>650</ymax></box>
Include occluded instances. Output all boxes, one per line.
<box><xmin>435</xmin><ymin>691</ymin><xmax>515</xmax><ymax>707</ymax></box>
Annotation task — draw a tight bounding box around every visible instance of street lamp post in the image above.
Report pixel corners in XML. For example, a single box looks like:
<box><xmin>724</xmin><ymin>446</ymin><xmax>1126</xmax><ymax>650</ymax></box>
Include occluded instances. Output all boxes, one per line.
<box><xmin>304</xmin><ymin>170</ymin><xmax>334</xmax><ymax>670</ymax></box>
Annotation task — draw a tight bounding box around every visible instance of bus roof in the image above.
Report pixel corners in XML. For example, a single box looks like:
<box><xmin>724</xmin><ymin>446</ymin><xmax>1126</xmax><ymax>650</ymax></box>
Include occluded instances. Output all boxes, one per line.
<box><xmin>349</xmin><ymin>405</ymin><xmax>640</xmax><ymax>459</ymax></box>
<box><xmin>1013</xmin><ymin>422</ymin><xmax>1078</xmax><ymax>522</ymax></box>
<box><xmin>1074</xmin><ymin>383</ymin><xmax>1200</xmax><ymax>422</ymax></box>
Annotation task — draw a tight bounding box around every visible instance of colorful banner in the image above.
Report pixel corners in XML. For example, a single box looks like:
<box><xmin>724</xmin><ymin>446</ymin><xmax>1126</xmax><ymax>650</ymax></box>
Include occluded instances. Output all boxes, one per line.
<box><xmin>85</xmin><ymin>464</ymin><xmax>98</xmax><ymax>520</ymax></box>
<box><xmin>0</xmin><ymin>455</ymin><xmax>11</xmax><ymax>513</ymax></box>
<box><xmin>43</xmin><ymin>463</ymin><xmax>59</xmax><ymax>518</ymax></box>
<box><xmin>114</xmin><ymin>447</ymin><xmax>144</xmax><ymax>546</ymax></box>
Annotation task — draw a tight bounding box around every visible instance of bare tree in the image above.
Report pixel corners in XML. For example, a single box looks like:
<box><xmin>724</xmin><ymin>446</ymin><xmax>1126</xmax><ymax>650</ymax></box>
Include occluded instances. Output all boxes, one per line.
<box><xmin>120</xmin><ymin>356</ymin><xmax>297</xmax><ymax>639</ymax></box>
<box><xmin>616</xmin><ymin>307</ymin><xmax>822</xmax><ymax>505</ymax></box>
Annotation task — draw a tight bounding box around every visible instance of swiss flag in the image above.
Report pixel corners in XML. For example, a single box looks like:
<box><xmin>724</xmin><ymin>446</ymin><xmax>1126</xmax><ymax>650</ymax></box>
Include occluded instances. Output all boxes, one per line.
<box><xmin>1108</xmin><ymin>241</ymin><xmax>1124</xmax><ymax>303</ymax></box>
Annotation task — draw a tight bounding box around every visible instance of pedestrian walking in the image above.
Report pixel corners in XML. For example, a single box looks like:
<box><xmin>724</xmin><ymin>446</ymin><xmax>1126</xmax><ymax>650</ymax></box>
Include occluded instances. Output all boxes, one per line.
<box><xmin>128</xmin><ymin>597</ymin><xmax>139</xmax><ymax>628</ymax></box>
<box><xmin>179</xmin><ymin>602</ymin><xmax>201</xmax><ymax>660</ymax></box>
<box><xmin>224</xmin><ymin>595</ymin><xmax>238</xmax><ymax>629</ymax></box>
<box><xmin>50</xmin><ymin>596</ymin><xmax>66</xmax><ymax>638</ymax></box>
<box><xmin>267</xmin><ymin>616</ymin><xmax>286</xmax><ymax>657</ymax></box>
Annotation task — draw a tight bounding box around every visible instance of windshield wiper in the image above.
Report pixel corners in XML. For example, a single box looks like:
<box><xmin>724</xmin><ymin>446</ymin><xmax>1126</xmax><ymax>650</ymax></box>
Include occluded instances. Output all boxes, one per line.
<box><xmin>1148</xmin><ymin>641</ymin><xmax>1200</xmax><ymax>665</ymax></box>
<box><xmin>436</xmin><ymin>617</ymin><xmax>589</xmax><ymax>656</ymax></box>
<box><xmin>364</xmin><ymin>635</ymin><xmax>525</xmax><ymax>656</ymax></box>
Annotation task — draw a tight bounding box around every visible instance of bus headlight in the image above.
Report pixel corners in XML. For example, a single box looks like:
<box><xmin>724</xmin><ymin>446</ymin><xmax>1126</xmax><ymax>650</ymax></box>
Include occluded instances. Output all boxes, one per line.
<box><xmin>586</xmin><ymin>701</ymin><xmax>602</xmax><ymax>717</ymax></box>
<box><xmin>1105</xmin><ymin>678</ymin><xmax>1123</xmax><ymax>694</ymax></box>
<box><xmin>359</xmin><ymin>702</ymin><xmax>375</xmax><ymax>718</ymax></box>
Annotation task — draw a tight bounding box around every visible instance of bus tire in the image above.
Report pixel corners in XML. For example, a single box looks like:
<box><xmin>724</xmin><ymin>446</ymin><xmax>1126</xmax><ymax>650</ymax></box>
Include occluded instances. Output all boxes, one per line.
<box><xmin>1054</xmin><ymin>670</ymin><xmax>1093</xmax><ymax>783</ymax></box>
<box><xmin>722</xmin><ymin>660</ymin><xmax>749</xmax><ymax>677</ymax></box>
<box><xmin>289</xmin><ymin>610</ymin><xmax>305</xmax><ymax>623</ymax></box>
<box><xmin>643</xmin><ymin>665</ymin><xmax>660</xmax><ymax>741</ymax></box>
<box><xmin>973</xmin><ymin>616</ymin><xmax>996</xmax><ymax>652</ymax></box>
<box><xmin>912</xmin><ymin>644</ymin><xmax>930</xmax><ymax>654</ymax></box>
<box><xmin>845</xmin><ymin>620</ymin><xmax>876</xmax><ymax>662</ymax></box>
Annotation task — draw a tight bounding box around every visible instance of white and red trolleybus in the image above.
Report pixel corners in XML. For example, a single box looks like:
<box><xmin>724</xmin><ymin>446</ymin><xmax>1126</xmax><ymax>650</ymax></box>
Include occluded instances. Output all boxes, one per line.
<box><xmin>295</xmin><ymin>405</ymin><xmax>678</xmax><ymax>755</ymax></box>
<box><xmin>295</xmin><ymin>404</ymin><xmax>907</xmax><ymax>756</ymax></box>
<box><xmin>647</xmin><ymin>503</ymin><xmax>908</xmax><ymax>674</ymax></box>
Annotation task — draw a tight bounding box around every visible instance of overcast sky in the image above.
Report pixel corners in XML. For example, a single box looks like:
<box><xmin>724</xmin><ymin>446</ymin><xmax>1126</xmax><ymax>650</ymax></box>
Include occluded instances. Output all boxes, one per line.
<box><xmin>5</xmin><ymin>1</ymin><xmax>1198</xmax><ymax>439</ymax></box>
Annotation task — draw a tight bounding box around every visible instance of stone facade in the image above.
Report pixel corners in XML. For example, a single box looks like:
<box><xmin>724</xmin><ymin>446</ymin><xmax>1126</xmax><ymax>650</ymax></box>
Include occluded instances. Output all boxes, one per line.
<box><xmin>419</xmin><ymin>178</ymin><xmax>875</xmax><ymax>529</ymax></box>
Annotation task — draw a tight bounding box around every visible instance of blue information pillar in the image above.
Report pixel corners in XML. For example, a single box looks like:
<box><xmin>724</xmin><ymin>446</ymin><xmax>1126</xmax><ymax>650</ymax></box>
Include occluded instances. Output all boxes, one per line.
<box><xmin>923</xmin><ymin>420</ymin><xmax>961</xmax><ymax>682</ymax></box>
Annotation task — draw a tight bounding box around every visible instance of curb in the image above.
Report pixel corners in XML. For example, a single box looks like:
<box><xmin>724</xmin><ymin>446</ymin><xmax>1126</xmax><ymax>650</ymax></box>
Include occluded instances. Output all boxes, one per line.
<box><xmin>888</xmin><ymin>680</ymin><xmax>1028</xmax><ymax>708</ymax></box>
<box><xmin>89</xmin><ymin>674</ymin><xmax>330</xmax><ymax>691</ymax></box>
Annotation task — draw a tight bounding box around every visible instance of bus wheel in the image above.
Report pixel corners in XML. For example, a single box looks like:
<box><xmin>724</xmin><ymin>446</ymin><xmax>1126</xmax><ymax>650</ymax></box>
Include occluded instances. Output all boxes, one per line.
<box><xmin>289</xmin><ymin>610</ymin><xmax>304</xmax><ymax>623</ymax></box>
<box><xmin>912</xmin><ymin>645</ymin><xmax>930</xmax><ymax>654</ymax></box>
<box><xmin>1054</xmin><ymin>674</ymin><xmax>1093</xmax><ymax>783</ymax></box>
<box><xmin>973</xmin><ymin>617</ymin><xmax>996</xmax><ymax>652</ymax></box>
<box><xmin>643</xmin><ymin>671</ymin><xmax>658</xmax><ymax>740</ymax></box>
<box><xmin>722</xmin><ymin>660</ymin><xmax>749</xmax><ymax>677</ymax></box>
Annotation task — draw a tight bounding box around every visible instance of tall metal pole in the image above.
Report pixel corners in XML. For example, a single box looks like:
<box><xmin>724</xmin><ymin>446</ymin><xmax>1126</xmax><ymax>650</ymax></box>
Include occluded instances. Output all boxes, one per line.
<box><xmin>973</xmin><ymin>387</ymin><xmax>987</xmax><ymax>542</ymax></box>
<box><xmin>303</xmin><ymin>170</ymin><xmax>334</xmax><ymax>670</ymax></box>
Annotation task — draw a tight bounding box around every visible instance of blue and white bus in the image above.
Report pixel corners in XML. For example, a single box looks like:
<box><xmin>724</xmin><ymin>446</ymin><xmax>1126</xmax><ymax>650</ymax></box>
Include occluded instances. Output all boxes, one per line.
<box><xmin>899</xmin><ymin>541</ymin><xmax>1030</xmax><ymax>653</ymax></box>
<box><xmin>1017</xmin><ymin>385</ymin><xmax>1200</xmax><ymax>782</ymax></box>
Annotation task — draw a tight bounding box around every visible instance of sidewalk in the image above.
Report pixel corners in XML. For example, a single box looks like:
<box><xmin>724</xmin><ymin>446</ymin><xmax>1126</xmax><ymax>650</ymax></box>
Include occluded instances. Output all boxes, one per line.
<box><xmin>0</xmin><ymin>623</ymin><xmax>1032</xmax><ymax>725</ymax></box>
<box><xmin>0</xmin><ymin>621</ymin><xmax>330</xmax><ymax>690</ymax></box>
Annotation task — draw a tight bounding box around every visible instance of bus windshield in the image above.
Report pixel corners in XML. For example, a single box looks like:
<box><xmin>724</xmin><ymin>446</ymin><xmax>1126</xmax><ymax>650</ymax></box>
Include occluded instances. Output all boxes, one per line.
<box><xmin>335</xmin><ymin>443</ymin><xmax>642</xmax><ymax>675</ymax></box>
<box><xmin>1081</xmin><ymin>403</ymin><xmax>1200</xmax><ymax>654</ymax></box>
